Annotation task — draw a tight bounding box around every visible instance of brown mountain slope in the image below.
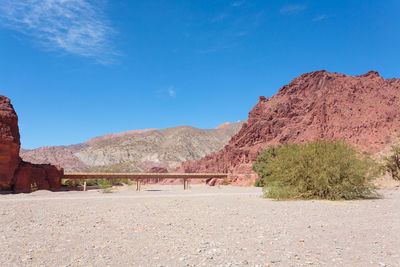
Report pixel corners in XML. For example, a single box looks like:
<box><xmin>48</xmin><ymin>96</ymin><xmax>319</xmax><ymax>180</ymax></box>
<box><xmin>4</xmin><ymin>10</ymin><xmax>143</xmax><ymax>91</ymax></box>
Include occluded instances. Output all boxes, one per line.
<box><xmin>75</xmin><ymin>122</ymin><xmax>245</xmax><ymax>172</ymax></box>
<box><xmin>21</xmin><ymin>146</ymin><xmax>87</xmax><ymax>171</ymax></box>
<box><xmin>180</xmin><ymin>70</ymin><xmax>400</xmax><ymax>178</ymax></box>
<box><xmin>84</xmin><ymin>128</ymin><xmax>158</xmax><ymax>145</ymax></box>
<box><xmin>20</xmin><ymin>121</ymin><xmax>245</xmax><ymax>172</ymax></box>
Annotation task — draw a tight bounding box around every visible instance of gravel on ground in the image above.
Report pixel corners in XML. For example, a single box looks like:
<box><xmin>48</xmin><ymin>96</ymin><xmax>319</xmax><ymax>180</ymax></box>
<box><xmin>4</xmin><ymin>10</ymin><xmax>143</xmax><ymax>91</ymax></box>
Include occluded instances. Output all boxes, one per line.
<box><xmin>1</xmin><ymin>184</ymin><xmax>399</xmax><ymax>266</ymax></box>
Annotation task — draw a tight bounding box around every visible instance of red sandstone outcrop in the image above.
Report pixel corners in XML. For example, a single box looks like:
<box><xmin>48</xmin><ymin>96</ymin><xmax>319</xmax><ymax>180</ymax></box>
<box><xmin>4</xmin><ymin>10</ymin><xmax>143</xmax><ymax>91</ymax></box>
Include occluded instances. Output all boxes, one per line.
<box><xmin>143</xmin><ymin>166</ymin><xmax>169</xmax><ymax>184</ymax></box>
<box><xmin>13</xmin><ymin>162</ymin><xmax>63</xmax><ymax>192</ymax></box>
<box><xmin>0</xmin><ymin>95</ymin><xmax>21</xmax><ymax>190</ymax></box>
<box><xmin>148</xmin><ymin>166</ymin><xmax>168</xmax><ymax>173</ymax></box>
<box><xmin>180</xmin><ymin>70</ymin><xmax>400</xmax><ymax>184</ymax></box>
<box><xmin>0</xmin><ymin>95</ymin><xmax>63</xmax><ymax>192</ymax></box>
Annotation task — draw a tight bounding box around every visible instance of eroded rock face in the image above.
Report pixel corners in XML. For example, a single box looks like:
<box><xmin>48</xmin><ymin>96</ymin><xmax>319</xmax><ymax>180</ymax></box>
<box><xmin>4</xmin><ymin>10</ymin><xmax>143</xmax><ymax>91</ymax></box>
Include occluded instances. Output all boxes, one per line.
<box><xmin>0</xmin><ymin>95</ymin><xmax>63</xmax><ymax>192</ymax></box>
<box><xmin>13</xmin><ymin>162</ymin><xmax>63</xmax><ymax>193</ymax></box>
<box><xmin>0</xmin><ymin>95</ymin><xmax>21</xmax><ymax>190</ymax></box>
<box><xmin>180</xmin><ymin>70</ymin><xmax>400</xmax><ymax>181</ymax></box>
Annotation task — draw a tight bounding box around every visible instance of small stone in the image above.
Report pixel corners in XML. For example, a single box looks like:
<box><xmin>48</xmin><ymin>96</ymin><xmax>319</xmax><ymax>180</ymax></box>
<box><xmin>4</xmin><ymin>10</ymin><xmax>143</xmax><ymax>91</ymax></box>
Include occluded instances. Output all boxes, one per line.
<box><xmin>299</xmin><ymin>239</ymin><xmax>305</xmax><ymax>242</ymax></box>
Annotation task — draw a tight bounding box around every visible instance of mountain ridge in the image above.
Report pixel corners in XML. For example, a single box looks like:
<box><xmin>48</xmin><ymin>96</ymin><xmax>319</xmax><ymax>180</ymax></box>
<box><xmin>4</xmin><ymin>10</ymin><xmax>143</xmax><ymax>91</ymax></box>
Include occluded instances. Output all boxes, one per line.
<box><xmin>20</xmin><ymin>121</ymin><xmax>245</xmax><ymax>172</ymax></box>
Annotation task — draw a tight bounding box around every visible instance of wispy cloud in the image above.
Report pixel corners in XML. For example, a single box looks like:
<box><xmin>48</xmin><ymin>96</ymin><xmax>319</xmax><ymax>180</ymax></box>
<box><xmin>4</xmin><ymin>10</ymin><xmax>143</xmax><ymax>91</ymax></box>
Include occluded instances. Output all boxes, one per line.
<box><xmin>209</xmin><ymin>12</ymin><xmax>229</xmax><ymax>23</ymax></box>
<box><xmin>0</xmin><ymin>0</ymin><xmax>118</xmax><ymax>64</ymax></box>
<box><xmin>156</xmin><ymin>86</ymin><xmax>177</xmax><ymax>98</ymax></box>
<box><xmin>167</xmin><ymin>86</ymin><xmax>176</xmax><ymax>97</ymax></box>
<box><xmin>232</xmin><ymin>1</ymin><xmax>245</xmax><ymax>7</ymax></box>
<box><xmin>313</xmin><ymin>14</ymin><xmax>328</xmax><ymax>22</ymax></box>
<box><xmin>199</xmin><ymin>2</ymin><xmax>262</xmax><ymax>54</ymax></box>
<box><xmin>280</xmin><ymin>4</ymin><xmax>307</xmax><ymax>15</ymax></box>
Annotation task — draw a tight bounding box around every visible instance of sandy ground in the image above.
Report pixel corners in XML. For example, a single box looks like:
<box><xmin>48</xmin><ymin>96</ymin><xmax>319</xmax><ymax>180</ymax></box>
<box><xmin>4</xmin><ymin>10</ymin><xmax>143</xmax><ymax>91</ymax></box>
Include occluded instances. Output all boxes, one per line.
<box><xmin>1</xmin><ymin>184</ymin><xmax>400</xmax><ymax>266</ymax></box>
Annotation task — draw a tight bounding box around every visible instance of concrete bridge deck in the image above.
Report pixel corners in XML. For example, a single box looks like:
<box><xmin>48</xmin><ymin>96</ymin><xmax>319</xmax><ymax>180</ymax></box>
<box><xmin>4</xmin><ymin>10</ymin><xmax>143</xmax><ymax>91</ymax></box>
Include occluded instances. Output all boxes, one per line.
<box><xmin>62</xmin><ymin>172</ymin><xmax>228</xmax><ymax>191</ymax></box>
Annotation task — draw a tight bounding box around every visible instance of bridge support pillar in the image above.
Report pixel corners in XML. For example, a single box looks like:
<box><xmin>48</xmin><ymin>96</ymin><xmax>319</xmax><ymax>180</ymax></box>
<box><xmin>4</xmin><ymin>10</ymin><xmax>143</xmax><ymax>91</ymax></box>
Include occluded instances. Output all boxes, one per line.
<box><xmin>183</xmin><ymin>179</ymin><xmax>189</xmax><ymax>190</ymax></box>
<box><xmin>83</xmin><ymin>180</ymin><xmax>87</xmax><ymax>191</ymax></box>
<box><xmin>136</xmin><ymin>179</ymin><xmax>141</xmax><ymax>191</ymax></box>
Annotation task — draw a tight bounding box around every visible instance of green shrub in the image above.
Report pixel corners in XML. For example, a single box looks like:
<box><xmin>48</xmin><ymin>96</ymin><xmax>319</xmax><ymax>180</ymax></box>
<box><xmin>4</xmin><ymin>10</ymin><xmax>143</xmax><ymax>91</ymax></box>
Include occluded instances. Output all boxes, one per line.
<box><xmin>62</xmin><ymin>179</ymin><xmax>84</xmax><ymax>187</ymax></box>
<box><xmin>384</xmin><ymin>145</ymin><xmax>400</xmax><ymax>181</ymax></box>
<box><xmin>86</xmin><ymin>179</ymin><xmax>98</xmax><ymax>186</ymax></box>
<box><xmin>98</xmin><ymin>179</ymin><xmax>113</xmax><ymax>193</ymax></box>
<box><xmin>30</xmin><ymin>182</ymin><xmax>38</xmax><ymax>192</ymax></box>
<box><xmin>98</xmin><ymin>179</ymin><xmax>112</xmax><ymax>189</ymax></box>
<box><xmin>113</xmin><ymin>179</ymin><xmax>132</xmax><ymax>185</ymax></box>
<box><xmin>61</xmin><ymin>178</ymin><xmax>131</xmax><ymax>188</ymax></box>
<box><xmin>221</xmin><ymin>178</ymin><xmax>230</xmax><ymax>185</ymax></box>
<box><xmin>254</xmin><ymin>177</ymin><xmax>265</xmax><ymax>187</ymax></box>
<box><xmin>252</xmin><ymin>141</ymin><xmax>380</xmax><ymax>200</ymax></box>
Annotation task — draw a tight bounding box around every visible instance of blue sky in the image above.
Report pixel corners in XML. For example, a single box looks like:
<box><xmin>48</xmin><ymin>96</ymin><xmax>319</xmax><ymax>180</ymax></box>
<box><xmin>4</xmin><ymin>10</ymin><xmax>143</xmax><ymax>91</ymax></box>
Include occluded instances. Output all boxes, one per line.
<box><xmin>0</xmin><ymin>0</ymin><xmax>399</xmax><ymax>149</ymax></box>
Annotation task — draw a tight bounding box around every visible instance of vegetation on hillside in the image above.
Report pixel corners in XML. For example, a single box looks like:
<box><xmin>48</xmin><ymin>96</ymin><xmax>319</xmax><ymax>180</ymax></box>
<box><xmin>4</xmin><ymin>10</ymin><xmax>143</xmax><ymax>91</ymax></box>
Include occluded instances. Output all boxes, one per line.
<box><xmin>253</xmin><ymin>141</ymin><xmax>380</xmax><ymax>200</ymax></box>
<box><xmin>61</xmin><ymin>178</ymin><xmax>132</xmax><ymax>188</ymax></box>
<box><xmin>83</xmin><ymin>162</ymin><xmax>142</xmax><ymax>173</ymax></box>
<box><xmin>384</xmin><ymin>145</ymin><xmax>400</xmax><ymax>181</ymax></box>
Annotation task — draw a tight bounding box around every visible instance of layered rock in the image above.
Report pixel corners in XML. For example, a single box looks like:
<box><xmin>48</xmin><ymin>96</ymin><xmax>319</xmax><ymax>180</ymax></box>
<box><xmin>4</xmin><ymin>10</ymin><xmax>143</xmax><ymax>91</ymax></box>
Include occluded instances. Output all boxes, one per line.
<box><xmin>21</xmin><ymin>121</ymin><xmax>245</xmax><ymax>172</ymax></box>
<box><xmin>180</xmin><ymin>70</ymin><xmax>400</xmax><ymax>183</ymax></box>
<box><xmin>84</xmin><ymin>128</ymin><xmax>158</xmax><ymax>145</ymax></box>
<box><xmin>13</xmin><ymin>162</ymin><xmax>63</xmax><ymax>192</ymax></box>
<box><xmin>21</xmin><ymin>146</ymin><xmax>87</xmax><ymax>171</ymax></box>
<box><xmin>0</xmin><ymin>95</ymin><xmax>63</xmax><ymax>192</ymax></box>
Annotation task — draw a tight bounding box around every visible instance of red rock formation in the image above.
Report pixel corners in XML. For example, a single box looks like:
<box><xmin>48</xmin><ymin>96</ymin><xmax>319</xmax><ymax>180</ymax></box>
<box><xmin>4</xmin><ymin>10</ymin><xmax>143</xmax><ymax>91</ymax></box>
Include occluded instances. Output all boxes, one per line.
<box><xmin>13</xmin><ymin>162</ymin><xmax>63</xmax><ymax>193</ymax></box>
<box><xmin>0</xmin><ymin>95</ymin><xmax>21</xmax><ymax>190</ymax></box>
<box><xmin>0</xmin><ymin>95</ymin><xmax>63</xmax><ymax>192</ymax></box>
<box><xmin>148</xmin><ymin>166</ymin><xmax>168</xmax><ymax>173</ymax></box>
<box><xmin>180</xmin><ymin>70</ymin><xmax>400</xmax><ymax>184</ymax></box>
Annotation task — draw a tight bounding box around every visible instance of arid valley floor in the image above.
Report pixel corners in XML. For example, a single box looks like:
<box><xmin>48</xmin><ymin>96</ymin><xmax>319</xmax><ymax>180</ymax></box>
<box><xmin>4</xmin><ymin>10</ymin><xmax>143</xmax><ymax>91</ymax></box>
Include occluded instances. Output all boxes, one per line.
<box><xmin>1</xmin><ymin>185</ymin><xmax>399</xmax><ymax>266</ymax></box>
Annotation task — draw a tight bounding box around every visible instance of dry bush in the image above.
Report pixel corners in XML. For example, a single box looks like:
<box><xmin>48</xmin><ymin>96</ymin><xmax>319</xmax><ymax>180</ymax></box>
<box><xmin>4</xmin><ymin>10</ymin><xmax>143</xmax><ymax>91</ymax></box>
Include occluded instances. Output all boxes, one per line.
<box><xmin>384</xmin><ymin>145</ymin><xmax>400</xmax><ymax>181</ymax></box>
<box><xmin>253</xmin><ymin>141</ymin><xmax>380</xmax><ymax>200</ymax></box>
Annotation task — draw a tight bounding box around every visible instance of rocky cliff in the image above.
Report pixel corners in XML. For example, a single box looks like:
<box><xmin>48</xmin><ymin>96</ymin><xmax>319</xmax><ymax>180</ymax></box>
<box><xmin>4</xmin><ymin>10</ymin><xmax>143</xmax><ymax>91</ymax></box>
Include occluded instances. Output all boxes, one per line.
<box><xmin>180</xmin><ymin>70</ymin><xmax>400</xmax><ymax>181</ymax></box>
<box><xmin>0</xmin><ymin>95</ymin><xmax>63</xmax><ymax>192</ymax></box>
<box><xmin>0</xmin><ymin>95</ymin><xmax>21</xmax><ymax>190</ymax></box>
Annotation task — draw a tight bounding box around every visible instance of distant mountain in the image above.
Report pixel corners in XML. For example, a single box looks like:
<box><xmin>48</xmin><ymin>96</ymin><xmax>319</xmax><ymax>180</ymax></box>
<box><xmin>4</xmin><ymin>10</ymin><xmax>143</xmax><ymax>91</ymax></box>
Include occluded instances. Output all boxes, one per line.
<box><xmin>20</xmin><ymin>121</ymin><xmax>245</xmax><ymax>172</ymax></box>
<box><xmin>84</xmin><ymin>129</ymin><xmax>158</xmax><ymax>145</ymax></box>
<box><xmin>21</xmin><ymin>146</ymin><xmax>87</xmax><ymax>171</ymax></box>
<box><xmin>215</xmin><ymin>122</ymin><xmax>231</xmax><ymax>129</ymax></box>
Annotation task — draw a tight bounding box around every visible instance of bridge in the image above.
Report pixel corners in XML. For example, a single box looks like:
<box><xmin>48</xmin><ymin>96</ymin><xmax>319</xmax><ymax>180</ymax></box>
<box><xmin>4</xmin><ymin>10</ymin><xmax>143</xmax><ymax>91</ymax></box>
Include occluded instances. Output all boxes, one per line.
<box><xmin>62</xmin><ymin>172</ymin><xmax>228</xmax><ymax>191</ymax></box>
